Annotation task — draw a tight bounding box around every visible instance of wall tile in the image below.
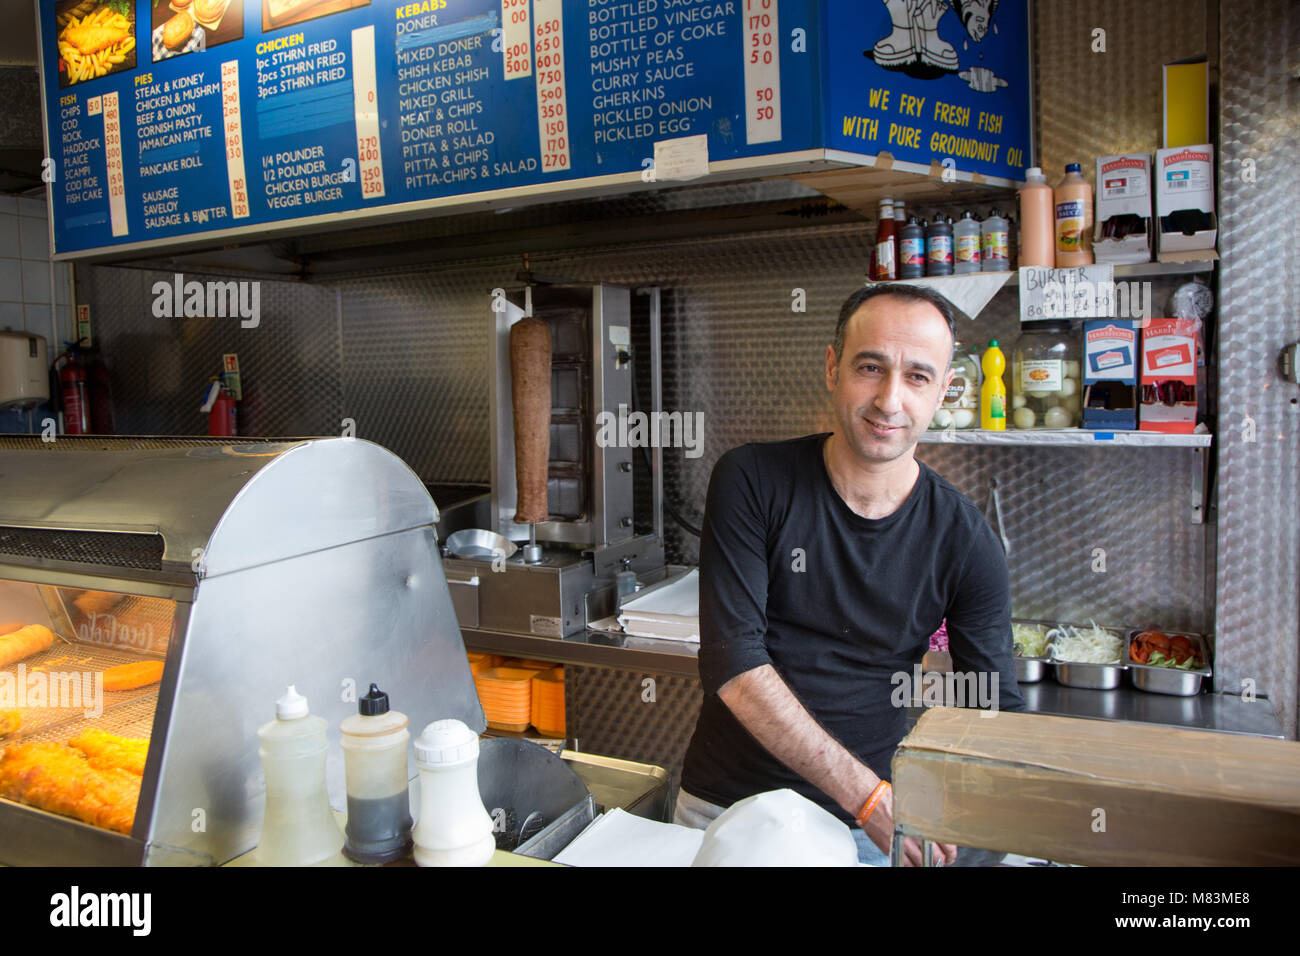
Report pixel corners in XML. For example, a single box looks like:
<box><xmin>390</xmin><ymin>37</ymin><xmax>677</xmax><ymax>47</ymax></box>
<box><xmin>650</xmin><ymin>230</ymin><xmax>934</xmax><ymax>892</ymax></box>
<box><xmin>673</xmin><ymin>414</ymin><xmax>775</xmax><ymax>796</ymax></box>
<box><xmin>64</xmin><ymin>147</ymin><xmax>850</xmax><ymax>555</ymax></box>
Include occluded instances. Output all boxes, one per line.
<box><xmin>17</xmin><ymin>197</ymin><xmax>46</xmax><ymax>219</ymax></box>
<box><xmin>0</xmin><ymin>214</ymin><xmax>19</xmax><ymax>259</ymax></box>
<box><xmin>23</xmin><ymin>303</ymin><xmax>52</xmax><ymax>336</ymax></box>
<box><xmin>0</xmin><ymin>301</ymin><xmax>23</xmax><ymax>332</ymax></box>
<box><xmin>20</xmin><ymin>259</ymin><xmax>51</xmax><ymax>304</ymax></box>
<box><xmin>0</xmin><ymin>258</ymin><xmax>21</xmax><ymax>303</ymax></box>
<box><xmin>18</xmin><ymin>215</ymin><xmax>49</xmax><ymax>260</ymax></box>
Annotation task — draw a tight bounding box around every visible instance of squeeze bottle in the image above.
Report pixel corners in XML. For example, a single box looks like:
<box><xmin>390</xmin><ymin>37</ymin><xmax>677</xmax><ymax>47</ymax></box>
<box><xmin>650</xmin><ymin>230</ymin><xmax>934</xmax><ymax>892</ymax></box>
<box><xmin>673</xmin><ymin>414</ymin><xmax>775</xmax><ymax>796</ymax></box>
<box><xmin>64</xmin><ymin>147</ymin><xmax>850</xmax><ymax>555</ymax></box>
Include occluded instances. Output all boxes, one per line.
<box><xmin>340</xmin><ymin>683</ymin><xmax>413</xmax><ymax>863</ymax></box>
<box><xmin>1017</xmin><ymin>167</ymin><xmax>1055</xmax><ymax>268</ymax></box>
<box><xmin>256</xmin><ymin>685</ymin><xmax>346</xmax><ymax>866</ymax></box>
<box><xmin>1055</xmin><ymin>163</ymin><xmax>1094</xmax><ymax>266</ymax></box>
<box><xmin>412</xmin><ymin>719</ymin><xmax>495</xmax><ymax>867</ymax></box>
<box><xmin>980</xmin><ymin>340</ymin><xmax>1007</xmax><ymax>431</ymax></box>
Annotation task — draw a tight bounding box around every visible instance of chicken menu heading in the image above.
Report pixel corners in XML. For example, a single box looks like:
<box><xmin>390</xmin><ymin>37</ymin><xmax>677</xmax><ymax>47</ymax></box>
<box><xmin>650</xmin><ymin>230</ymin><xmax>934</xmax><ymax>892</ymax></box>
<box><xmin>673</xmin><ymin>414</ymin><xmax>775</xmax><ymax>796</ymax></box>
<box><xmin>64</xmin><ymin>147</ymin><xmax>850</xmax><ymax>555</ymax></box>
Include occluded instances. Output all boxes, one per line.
<box><xmin>37</xmin><ymin>0</ymin><xmax>1030</xmax><ymax>258</ymax></box>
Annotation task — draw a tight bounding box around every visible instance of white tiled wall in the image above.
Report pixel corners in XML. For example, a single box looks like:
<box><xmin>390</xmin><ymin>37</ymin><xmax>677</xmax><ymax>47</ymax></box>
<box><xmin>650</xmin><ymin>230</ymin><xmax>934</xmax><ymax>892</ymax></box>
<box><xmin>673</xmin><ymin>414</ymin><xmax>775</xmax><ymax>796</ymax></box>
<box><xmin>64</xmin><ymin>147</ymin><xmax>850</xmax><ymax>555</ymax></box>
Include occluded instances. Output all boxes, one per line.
<box><xmin>0</xmin><ymin>194</ymin><xmax>73</xmax><ymax>346</ymax></box>
<box><xmin>0</xmin><ymin>193</ymin><xmax>72</xmax><ymax>433</ymax></box>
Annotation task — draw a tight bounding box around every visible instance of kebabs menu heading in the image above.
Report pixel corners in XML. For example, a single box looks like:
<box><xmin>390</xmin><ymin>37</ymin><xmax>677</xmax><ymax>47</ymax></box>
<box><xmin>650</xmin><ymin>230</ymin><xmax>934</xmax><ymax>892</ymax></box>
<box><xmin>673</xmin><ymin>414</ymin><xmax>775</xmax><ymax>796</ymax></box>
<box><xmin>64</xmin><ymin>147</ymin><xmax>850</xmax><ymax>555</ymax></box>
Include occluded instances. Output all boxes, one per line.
<box><xmin>39</xmin><ymin>1</ymin><xmax>1031</xmax><ymax>258</ymax></box>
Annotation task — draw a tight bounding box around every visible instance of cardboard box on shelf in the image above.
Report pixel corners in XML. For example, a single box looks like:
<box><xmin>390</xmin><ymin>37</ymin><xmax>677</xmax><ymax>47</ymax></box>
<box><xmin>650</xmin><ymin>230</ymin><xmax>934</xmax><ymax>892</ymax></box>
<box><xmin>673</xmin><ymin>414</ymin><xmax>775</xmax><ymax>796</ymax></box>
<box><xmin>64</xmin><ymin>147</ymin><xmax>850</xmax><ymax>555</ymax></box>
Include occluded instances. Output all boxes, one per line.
<box><xmin>892</xmin><ymin>708</ymin><xmax>1300</xmax><ymax>867</ymax></box>
<box><xmin>1163</xmin><ymin>57</ymin><xmax>1209</xmax><ymax>148</ymax></box>
<box><xmin>1140</xmin><ymin>317</ymin><xmax>1200</xmax><ymax>433</ymax></box>
<box><xmin>1083</xmin><ymin>320</ymin><xmax>1139</xmax><ymax>430</ymax></box>
<box><xmin>1093</xmin><ymin>154</ymin><xmax>1153</xmax><ymax>265</ymax></box>
<box><xmin>1155</xmin><ymin>145</ymin><xmax>1218</xmax><ymax>261</ymax></box>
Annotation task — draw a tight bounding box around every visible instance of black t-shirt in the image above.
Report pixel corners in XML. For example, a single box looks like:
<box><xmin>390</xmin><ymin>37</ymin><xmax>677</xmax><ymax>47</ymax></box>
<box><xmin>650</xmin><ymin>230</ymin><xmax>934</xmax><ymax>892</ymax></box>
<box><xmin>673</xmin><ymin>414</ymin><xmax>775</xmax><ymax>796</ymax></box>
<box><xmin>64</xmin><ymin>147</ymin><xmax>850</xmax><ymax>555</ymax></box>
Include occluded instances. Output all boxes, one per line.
<box><xmin>681</xmin><ymin>433</ymin><xmax>1025</xmax><ymax>824</ymax></box>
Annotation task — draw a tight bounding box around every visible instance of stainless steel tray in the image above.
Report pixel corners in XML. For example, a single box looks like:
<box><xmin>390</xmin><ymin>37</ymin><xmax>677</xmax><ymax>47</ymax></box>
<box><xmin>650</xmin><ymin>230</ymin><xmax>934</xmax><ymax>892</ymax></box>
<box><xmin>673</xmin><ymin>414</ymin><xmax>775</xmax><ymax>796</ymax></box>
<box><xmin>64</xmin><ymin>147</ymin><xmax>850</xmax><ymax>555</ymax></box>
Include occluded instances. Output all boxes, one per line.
<box><xmin>1016</xmin><ymin>618</ymin><xmax>1127</xmax><ymax>689</ymax></box>
<box><xmin>1126</xmin><ymin>630</ymin><xmax>1212</xmax><ymax>697</ymax></box>
<box><xmin>1014</xmin><ymin>655</ymin><xmax>1050</xmax><ymax>684</ymax></box>
<box><xmin>1052</xmin><ymin>659</ymin><xmax>1127</xmax><ymax>690</ymax></box>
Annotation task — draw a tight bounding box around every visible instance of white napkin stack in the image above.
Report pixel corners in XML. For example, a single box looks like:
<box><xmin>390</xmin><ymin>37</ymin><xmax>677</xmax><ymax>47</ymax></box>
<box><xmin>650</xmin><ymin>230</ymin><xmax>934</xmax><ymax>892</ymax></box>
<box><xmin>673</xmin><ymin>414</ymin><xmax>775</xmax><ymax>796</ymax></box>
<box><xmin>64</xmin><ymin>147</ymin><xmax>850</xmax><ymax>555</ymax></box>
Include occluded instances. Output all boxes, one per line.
<box><xmin>616</xmin><ymin>569</ymin><xmax>700</xmax><ymax>643</ymax></box>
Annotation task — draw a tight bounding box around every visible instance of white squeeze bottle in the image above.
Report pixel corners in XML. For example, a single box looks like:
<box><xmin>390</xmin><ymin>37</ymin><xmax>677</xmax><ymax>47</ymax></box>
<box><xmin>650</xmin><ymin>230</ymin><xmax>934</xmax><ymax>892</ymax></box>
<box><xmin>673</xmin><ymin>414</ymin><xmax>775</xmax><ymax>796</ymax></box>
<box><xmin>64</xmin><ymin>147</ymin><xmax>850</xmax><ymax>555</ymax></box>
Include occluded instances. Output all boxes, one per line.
<box><xmin>412</xmin><ymin>719</ymin><xmax>495</xmax><ymax>867</ymax></box>
<box><xmin>1055</xmin><ymin>163</ymin><xmax>1094</xmax><ymax>266</ymax></box>
<box><xmin>256</xmin><ymin>685</ymin><xmax>346</xmax><ymax>866</ymax></box>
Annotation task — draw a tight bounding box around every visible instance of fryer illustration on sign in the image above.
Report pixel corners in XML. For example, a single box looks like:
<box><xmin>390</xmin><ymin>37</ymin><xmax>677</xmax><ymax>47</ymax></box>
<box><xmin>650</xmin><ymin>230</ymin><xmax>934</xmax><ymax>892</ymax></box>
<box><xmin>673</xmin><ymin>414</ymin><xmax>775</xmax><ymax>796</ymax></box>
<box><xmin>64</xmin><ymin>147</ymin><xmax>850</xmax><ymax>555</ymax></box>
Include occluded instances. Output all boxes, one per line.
<box><xmin>869</xmin><ymin>0</ymin><xmax>1006</xmax><ymax>91</ymax></box>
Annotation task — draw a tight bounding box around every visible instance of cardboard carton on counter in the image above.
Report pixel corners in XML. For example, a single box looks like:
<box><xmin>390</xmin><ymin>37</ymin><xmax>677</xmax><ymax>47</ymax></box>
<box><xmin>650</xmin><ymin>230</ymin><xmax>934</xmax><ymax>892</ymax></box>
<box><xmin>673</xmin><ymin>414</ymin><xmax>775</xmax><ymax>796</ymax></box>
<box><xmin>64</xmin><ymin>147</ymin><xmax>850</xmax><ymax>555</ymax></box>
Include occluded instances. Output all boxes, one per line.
<box><xmin>892</xmin><ymin>708</ymin><xmax>1300</xmax><ymax>866</ymax></box>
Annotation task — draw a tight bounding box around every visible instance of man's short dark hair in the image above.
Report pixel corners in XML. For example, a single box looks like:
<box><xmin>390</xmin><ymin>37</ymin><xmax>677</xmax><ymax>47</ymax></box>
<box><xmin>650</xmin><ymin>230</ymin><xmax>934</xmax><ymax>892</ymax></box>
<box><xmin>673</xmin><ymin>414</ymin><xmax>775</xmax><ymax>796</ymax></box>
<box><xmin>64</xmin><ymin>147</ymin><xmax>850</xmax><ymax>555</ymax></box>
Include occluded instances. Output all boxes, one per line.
<box><xmin>832</xmin><ymin>284</ymin><xmax>958</xmax><ymax>366</ymax></box>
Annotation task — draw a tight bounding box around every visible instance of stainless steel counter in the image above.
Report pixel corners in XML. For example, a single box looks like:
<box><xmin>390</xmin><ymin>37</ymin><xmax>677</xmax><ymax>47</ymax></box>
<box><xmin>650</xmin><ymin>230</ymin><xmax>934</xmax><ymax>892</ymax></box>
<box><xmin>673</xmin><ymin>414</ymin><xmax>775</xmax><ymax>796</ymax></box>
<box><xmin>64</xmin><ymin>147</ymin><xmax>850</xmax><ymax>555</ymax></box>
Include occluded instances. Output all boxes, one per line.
<box><xmin>1017</xmin><ymin>680</ymin><xmax>1285</xmax><ymax>738</ymax></box>
<box><xmin>461</xmin><ymin>626</ymin><xmax>699</xmax><ymax>678</ymax></box>
<box><xmin>461</xmin><ymin>626</ymin><xmax>1286</xmax><ymax>738</ymax></box>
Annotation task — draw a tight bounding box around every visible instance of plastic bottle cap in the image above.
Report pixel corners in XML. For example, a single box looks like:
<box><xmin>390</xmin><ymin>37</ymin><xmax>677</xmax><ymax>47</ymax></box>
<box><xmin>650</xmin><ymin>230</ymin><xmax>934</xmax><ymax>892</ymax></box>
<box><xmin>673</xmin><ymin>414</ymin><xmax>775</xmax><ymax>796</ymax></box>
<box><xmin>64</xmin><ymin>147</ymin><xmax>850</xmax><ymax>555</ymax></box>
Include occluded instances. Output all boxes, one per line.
<box><xmin>276</xmin><ymin>684</ymin><xmax>309</xmax><ymax>720</ymax></box>
<box><xmin>1025</xmin><ymin>167</ymin><xmax>1045</xmax><ymax>182</ymax></box>
<box><xmin>989</xmin><ymin>339</ymin><xmax>999</xmax><ymax>348</ymax></box>
<box><xmin>963</xmin><ymin>210</ymin><xmax>975</xmax><ymax>219</ymax></box>
<box><xmin>414</xmin><ymin>718</ymin><xmax>479</xmax><ymax>767</ymax></box>
<box><xmin>1066</xmin><ymin>163</ymin><xmax>1081</xmax><ymax>173</ymax></box>
<box><xmin>359</xmin><ymin>683</ymin><xmax>390</xmax><ymax>716</ymax></box>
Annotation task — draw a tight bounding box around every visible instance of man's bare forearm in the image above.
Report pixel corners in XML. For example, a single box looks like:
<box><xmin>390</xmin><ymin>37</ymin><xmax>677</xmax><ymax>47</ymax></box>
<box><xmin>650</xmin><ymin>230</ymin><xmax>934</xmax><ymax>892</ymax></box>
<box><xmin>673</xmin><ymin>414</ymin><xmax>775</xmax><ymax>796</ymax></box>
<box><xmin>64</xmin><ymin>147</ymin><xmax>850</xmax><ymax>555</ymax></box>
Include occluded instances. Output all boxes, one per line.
<box><xmin>718</xmin><ymin>664</ymin><xmax>880</xmax><ymax>816</ymax></box>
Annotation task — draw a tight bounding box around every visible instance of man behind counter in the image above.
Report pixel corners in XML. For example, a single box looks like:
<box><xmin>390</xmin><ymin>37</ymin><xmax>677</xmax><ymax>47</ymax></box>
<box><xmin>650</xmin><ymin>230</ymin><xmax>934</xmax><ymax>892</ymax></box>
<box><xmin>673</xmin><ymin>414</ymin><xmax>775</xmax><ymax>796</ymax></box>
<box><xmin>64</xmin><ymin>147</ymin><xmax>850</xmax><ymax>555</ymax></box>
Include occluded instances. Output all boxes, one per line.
<box><xmin>676</xmin><ymin>284</ymin><xmax>1025</xmax><ymax>866</ymax></box>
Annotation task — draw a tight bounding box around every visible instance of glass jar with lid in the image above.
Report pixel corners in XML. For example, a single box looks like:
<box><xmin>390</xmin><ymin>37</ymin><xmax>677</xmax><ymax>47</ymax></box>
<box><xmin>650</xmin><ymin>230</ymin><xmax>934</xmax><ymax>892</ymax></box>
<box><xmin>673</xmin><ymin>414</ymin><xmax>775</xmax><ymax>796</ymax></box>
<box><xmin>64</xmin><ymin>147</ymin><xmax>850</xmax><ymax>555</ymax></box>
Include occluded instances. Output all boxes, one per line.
<box><xmin>929</xmin><ymin>341</ymin><xmax>981</xmax><ymax>429</ymax></box>
<box><xmin>1011</xmin><ymin>320</ymin><xmax>1082</xmax><ymax>429</ymax></box>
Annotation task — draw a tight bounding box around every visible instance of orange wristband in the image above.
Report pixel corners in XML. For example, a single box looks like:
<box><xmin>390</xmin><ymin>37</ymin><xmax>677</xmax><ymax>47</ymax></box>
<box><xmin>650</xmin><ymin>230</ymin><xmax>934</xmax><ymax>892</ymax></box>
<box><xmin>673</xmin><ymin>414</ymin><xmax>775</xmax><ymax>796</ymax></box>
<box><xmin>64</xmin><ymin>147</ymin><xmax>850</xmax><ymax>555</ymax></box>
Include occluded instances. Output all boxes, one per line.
<box><xmin>855</xmin><ymin>780</ymin><xmax>891</xmax><ymax>827</ymax></box>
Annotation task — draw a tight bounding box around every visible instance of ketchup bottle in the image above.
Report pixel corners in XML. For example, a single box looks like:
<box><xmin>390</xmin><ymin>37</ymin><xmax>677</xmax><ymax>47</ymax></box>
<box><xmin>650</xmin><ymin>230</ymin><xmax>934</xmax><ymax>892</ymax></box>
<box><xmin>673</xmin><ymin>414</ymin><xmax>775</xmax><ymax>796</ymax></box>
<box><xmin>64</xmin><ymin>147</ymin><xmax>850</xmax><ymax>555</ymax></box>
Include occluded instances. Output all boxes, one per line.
<box><xmin>874</xmin><ymin>198</ymin><xmax>897</xmax><ymax>281</ymax></box>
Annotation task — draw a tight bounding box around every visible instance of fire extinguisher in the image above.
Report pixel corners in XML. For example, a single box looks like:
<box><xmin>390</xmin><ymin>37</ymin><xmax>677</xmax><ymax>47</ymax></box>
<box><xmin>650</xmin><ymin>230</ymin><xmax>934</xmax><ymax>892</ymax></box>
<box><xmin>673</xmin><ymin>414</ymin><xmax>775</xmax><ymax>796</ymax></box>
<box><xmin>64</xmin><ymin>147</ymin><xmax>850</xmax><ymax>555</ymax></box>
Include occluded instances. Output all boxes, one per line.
<box><xmin>53</xmin><ymin>345</ymin><xmax>90</xmax><ymax>435</ymax></box>
<box><xmin>203</xmin><ymin>375</ymin><xmax>237</xmax><ymax>437</ymax></box>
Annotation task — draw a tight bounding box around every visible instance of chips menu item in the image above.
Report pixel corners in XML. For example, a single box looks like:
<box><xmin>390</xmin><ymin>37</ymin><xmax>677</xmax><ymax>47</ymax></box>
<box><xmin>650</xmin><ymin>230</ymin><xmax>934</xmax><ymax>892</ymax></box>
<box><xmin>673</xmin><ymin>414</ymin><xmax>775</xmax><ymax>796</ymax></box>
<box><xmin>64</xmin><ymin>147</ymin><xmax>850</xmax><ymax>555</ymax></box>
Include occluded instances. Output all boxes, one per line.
<box><xmin>57</xmin><ymin>3</ymin><xmax>135</xmax><ymax>85</ymax></box>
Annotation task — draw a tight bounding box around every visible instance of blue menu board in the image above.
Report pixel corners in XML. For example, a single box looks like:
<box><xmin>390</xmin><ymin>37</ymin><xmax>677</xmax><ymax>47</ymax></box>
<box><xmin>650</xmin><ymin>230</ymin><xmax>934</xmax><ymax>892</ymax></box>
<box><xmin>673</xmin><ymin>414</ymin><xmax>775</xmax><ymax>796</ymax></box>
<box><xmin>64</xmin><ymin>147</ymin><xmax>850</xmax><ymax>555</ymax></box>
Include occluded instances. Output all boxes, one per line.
<box><xmin>38</xmin><ymin>1</ymin><xmax>1030</xmax><ymax>258</ymax></box>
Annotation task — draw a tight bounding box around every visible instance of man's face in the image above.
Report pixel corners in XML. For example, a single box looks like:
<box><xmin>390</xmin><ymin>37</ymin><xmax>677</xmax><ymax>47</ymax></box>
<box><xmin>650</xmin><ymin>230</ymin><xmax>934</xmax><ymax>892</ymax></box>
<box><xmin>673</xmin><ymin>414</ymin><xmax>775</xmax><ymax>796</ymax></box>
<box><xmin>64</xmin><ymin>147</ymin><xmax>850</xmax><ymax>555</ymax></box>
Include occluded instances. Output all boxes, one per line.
<box><xmin>825</xmin><ymin>297</ymin><xmax>955</xmax><ymax>465</ymax></box>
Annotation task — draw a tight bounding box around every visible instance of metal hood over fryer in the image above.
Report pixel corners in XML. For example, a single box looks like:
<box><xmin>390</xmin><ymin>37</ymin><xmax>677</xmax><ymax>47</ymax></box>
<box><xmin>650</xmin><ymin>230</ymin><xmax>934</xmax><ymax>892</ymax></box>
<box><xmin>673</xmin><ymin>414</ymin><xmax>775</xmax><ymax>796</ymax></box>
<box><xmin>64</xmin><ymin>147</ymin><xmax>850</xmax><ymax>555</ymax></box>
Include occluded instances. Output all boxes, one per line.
<box><xmin>0</xmin><ymin>438</ymin><xmax>484</xmax><ymax>865</ymax></box>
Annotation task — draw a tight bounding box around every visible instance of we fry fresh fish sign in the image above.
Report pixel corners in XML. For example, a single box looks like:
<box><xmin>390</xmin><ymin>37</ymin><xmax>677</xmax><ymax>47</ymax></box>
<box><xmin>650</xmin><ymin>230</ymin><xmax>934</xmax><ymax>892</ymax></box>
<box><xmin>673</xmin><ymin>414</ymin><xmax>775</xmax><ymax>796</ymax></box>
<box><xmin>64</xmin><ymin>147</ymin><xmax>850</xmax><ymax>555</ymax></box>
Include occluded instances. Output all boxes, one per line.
<box><xmin>824</xmin><ymin>0</ymin><xmax>1033</xmax><ymax>181</ymax></box>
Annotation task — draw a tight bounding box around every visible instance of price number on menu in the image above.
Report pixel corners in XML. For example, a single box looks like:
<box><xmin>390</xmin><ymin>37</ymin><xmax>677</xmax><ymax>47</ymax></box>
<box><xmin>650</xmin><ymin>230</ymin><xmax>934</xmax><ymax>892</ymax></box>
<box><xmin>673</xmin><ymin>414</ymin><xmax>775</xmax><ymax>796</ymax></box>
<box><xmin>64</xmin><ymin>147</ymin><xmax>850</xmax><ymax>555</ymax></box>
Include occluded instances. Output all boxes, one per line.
<box><xmin>102</xmin><ymin>91</ymin><xmax>129</xmax><ymax>236</ymax></box>
<box><xmin>742</xmin><ymin>0</ymin><xmax>781</xmax><ymax>145</ymax></box>
<box><xmin>221</xmin><ymin>60</ymin><xmax>251</xmax><ymax>219</ymax></box>
<box><xmin>502</xmin><ymin>0</ymin><xmax>532</xmax><ymax>79</ymax></box>
<box><xmin>532</xmin><ymin>1</ymin><xmax>569</xmax><ymax>171</ymax></box>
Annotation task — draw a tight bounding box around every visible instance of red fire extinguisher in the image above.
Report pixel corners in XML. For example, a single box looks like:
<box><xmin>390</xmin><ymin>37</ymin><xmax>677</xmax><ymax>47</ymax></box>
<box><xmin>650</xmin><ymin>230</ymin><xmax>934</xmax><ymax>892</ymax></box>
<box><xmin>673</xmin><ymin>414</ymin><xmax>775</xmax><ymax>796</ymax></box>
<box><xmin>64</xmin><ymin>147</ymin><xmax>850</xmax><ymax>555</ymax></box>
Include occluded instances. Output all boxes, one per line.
<box><xmin>204</xmin><ymin>375</ymin><xmax>237</xmax><ymax>437</ymax></box>
<box><xmin>54</xmin><ymin>346</ymin><xmax>90</xmax><ymax>435</ymax></box>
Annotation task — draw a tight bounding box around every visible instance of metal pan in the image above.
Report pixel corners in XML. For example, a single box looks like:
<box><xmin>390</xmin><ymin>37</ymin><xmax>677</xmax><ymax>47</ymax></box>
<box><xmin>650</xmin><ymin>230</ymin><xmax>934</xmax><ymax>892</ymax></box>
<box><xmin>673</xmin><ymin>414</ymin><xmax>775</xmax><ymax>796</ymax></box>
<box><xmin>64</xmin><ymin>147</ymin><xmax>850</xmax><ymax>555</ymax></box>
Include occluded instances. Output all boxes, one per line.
<box><xmin>444</xmin><ymin>528</ymin><xmax>518</xmax><ymax>561</ymax></box>
<box><xmin>1126</xmin><ymin>630</ymin><xmax>1212</xmax><ymax>696</ymax></box>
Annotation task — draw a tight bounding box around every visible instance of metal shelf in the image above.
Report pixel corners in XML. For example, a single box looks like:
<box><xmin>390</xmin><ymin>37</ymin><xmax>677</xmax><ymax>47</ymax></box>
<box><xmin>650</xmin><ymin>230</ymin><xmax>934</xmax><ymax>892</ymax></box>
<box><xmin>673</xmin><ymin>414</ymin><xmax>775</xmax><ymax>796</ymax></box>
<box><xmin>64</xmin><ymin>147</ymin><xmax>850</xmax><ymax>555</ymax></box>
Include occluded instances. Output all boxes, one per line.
<box><xmin>920</xmin><ymin>428</ymin><xmax>1213</xmax><ymax>447</ymax></box>
<box><xmin>892</xmin><ymin>258</ymin><xmax>1215</xmax><ymax>290</ymax></box>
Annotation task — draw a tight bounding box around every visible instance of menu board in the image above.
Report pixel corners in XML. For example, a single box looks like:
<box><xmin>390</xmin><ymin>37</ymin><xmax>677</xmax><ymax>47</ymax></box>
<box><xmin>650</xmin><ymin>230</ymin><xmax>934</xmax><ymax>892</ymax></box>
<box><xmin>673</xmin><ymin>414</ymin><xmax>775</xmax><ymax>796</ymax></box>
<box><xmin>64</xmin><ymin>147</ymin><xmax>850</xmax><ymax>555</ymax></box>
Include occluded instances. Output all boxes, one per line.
<box><xmin>38</xmin><ymin>1</ymin><xmax>1031</xmax><ymax>258</ymax></box>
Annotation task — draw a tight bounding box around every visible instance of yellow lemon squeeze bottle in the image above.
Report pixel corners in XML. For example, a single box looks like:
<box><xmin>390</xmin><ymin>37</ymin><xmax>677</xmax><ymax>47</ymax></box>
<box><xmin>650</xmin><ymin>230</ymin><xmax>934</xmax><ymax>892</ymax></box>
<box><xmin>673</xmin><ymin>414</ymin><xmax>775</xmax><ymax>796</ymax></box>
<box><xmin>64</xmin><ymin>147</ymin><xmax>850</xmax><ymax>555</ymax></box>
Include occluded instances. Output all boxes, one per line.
<box><xmin>981</xmin><ymin>340</ymin><xmax>1007</xmax><ymax>431</ymax></box>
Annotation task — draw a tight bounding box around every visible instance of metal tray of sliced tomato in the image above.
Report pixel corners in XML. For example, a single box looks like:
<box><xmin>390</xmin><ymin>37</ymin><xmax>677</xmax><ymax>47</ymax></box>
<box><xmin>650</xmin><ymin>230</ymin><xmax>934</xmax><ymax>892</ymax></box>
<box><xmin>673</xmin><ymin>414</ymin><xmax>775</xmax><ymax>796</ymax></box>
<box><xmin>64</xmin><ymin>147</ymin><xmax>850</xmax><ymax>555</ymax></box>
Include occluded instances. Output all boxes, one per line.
<box><xmin>1127</xmin><ymin>630</ymin><xmax>1212</xmax><ymax>696</ymax></box>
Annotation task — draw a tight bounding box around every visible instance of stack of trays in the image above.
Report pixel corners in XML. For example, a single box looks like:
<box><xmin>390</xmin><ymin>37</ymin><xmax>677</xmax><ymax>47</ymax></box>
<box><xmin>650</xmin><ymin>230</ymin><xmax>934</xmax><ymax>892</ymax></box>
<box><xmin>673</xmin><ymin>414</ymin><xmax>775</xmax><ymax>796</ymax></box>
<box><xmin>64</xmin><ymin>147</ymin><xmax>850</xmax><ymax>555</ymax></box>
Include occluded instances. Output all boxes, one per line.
<box><xmin>531</xmin><ymin>668</ymin><xmax>565</xmax><ymax>738</ymax></box>
<box><xmin>467</xmin><ymin>652</ymin><xmax>501</xmax><ymax>676</ymax></box>
<box><xmin>475</xmin><ymin>666</ymin><xmax>544</xmax><ymax>732</ymax></box>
